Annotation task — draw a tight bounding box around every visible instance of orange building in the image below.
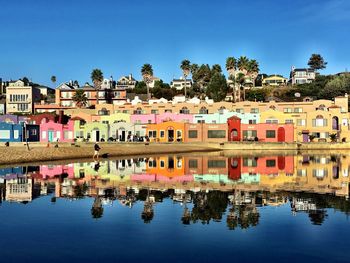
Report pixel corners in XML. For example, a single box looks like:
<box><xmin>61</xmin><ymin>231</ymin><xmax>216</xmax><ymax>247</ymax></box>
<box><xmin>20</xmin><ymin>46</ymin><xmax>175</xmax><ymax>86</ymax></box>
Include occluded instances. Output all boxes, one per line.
<box><xmin>146</xmin><ymin>121</ymin><xmax>185</xmax><ymax>142</ymax></box>
<box><xmin>184</xmin><ymin>123</ymin><xmax>228</xmax><ymax>143</ymax></box>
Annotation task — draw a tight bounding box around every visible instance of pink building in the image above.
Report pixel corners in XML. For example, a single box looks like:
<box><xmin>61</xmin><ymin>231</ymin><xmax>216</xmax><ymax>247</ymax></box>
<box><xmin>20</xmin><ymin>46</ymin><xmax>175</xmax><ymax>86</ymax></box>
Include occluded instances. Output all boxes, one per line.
<box><xmin>131</xmin><ymin>114</ymin><xmax>156</xmax><ymax>124</ymax></box>
<box><xmin>39</xmin><ymin>164</ymin><xmax>75</xmax><ymax>179</ymax></box>
<box><xmin>155</xmin><ymin>112</ymin><xmax>193</xmax><ymax>124</ymax></box>
<box><xmin>40</xmin><ymin>120</ymin><xmax>75</xmax><ymax>142</ymax></box>
<box><xmin>131</xmin><ymin>113</ymin><xmax>193</xmax><ymax>125</ymax></box>
<box><xmin>241</xmin><ymin>123</ymin><xmax>294</xmax><ymax>142</ymax></box>
<box><xmin>131</xmin><ymin>173</ymin><xmax>193</xmax><ymax>183</ymax></box>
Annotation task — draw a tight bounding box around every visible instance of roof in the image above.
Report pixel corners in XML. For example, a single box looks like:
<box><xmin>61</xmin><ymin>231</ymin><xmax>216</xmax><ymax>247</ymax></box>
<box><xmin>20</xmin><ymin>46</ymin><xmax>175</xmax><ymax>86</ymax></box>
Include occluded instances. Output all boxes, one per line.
<box><xmin>293</xmin><ymin>68</ymin><xmax>315</xmax><ymax>72</ymax></box>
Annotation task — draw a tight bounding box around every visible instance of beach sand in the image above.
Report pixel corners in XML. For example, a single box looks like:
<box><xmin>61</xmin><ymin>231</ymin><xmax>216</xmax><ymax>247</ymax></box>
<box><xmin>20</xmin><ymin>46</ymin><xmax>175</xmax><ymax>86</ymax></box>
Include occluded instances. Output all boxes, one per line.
<box><xmin>0</xmin><ymin>142</ymin><xmax>220</xmax><ymax>166</ymax></box>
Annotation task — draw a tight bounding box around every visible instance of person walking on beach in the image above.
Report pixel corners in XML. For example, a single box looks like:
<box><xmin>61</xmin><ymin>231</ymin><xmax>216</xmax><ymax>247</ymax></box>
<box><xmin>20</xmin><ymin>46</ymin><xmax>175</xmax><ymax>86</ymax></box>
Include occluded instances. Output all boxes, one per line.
<box><xmin>93</xmin><ymin>142</ymin><xmax>101</xmax><ymax>160</ymax></box>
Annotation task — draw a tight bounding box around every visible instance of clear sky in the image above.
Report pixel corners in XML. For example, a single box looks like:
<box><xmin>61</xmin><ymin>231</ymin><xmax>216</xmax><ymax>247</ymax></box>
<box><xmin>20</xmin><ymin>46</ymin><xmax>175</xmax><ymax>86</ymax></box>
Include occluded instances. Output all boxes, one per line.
<box><xmin>0</xmin><ymin>0</ymin><xmax>349</xmax><ymax>87</ymax></box>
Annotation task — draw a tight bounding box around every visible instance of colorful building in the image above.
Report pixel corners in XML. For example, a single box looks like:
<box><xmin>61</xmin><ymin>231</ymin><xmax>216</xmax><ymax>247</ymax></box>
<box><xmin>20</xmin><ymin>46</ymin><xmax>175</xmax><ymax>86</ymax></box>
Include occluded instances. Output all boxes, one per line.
<box><xmin>40</xmin><ymin>120</ymin><xmax>74</xmax><ymax>142</ymax></box>
<box><xmin>146</xmin><ymin>121</ymin><xmax>185</xmax><ymax>142</ymax></box>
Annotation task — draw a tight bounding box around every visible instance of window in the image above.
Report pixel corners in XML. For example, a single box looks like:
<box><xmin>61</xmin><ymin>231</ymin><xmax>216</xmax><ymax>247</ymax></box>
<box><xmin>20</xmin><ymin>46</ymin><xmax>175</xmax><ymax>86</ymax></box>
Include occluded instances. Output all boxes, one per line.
<box><xmin>250</xmin><ymin>108</ymin><xmax>259</xmax><ymax>114</ymax></box>
<box><xmin>197</xmin><ymin>120</ymin><xmax>205</xmax><ymax>123</ymax></box>
<box><xmin>294</xmin><ymin>108</ymin><xmax>303</xmax><ymax>113</ymax></box>
<box><xmin>266</xmin><ymin>159</ymin><xmax>276</xmax><ymax>167</ymax></box>
<box><xmin>0</xmin><ymin>130</ymin><xmax>10</xmax><ymax>139</ymax></box>
<box><xmin>180</xmin><ymin>107</ymin><xmax>190</xmax><ymax>114</ymax></box>
<box><xmin>148</xmin><ymin>130</ymin><xmax>157</xmax><ymax>138</ymax></box>
<box><xmin>31</xmin><ymin>129</ymin><xmax>37</xmax><ymax>136</ymax></box>
<box><xmin>312</xmin><ymin>116</ymin><xmax>327</xmax><ymax>127</ymax></box>
<box><xmin>42</xmin><ymin>131</ymin><xmax>47</xmax><ymax>139</ymax></box>
<box><xmin>176</xmin><ymin>130</ymin><xmax>182</xmax><ymax>138</ymax></box>
<box><xmin>160</xmin><ymin>130</ymin><xmax>165</xmax><ymax>138</ymax></box>
<box><xmin>236</xmin><ymin>108</ymin><xmax>244</xmax><ymax>113</ymax></box>
<box><xmin>160</xmin><ymin>160</ymin><xmax>165</xmax><ymax>168</ymax></box>
<box><xmin>148</xmin><ymin>159</ymin><xmax>157</xmax><ymax>167</ymax></box>
<box><xmin>208</xmin><ymin>160</ymin><xmax>226</xmax><ymax>168</ymax></box>
<box><xmin>14</xmin><ymin>130</ymin><xmax>19</xmax><ymax>139</ymax></box>
<box><xmin>266</xmin><ymin>130</ymin><xmax>276</xmax><ymax>138</ymax></box>
<box><xmin>188</xmin><ymin>130</ymin><xmax>198</xmax><ymax>138</ymax></box>
<box><xmin>208</xmin><ymin>130</ymin><xmax>226</xmax><ymax>138</ymax></box>
<box><xmin>285</xmin><ymin>119</ymin><xmax>293</xmax><ymax>124</ymax></box>
<box><xmin>283</xmin><ymin>108</ymin><xmax>292</xmax><ymax>113</ymax></box>
<box><xmin>199</xmin><ymin>107</ymin><xmax>208</xmax><ymax>114</ymax></box>
<box><xmin>297</xmin><ymin>119</ymin><xmax>306</xmax><ymax>126</ymax></box>
<box><xmin>249</xmin><ymin>119</ymin><xmax>257</xmax><ymax>124</ymax></box>
<box><xmin>243</xmin><ymin>130</ymin><xmax>257</xmax><ymax>138</ymax></box>
<box><xmin>151</xmin><ymin>109</ymin><xmax>159</xmax><ymax>114</ymax></box>
<box><xmin>189</xmin><ymin>159</ymin><xmax>198</xmax><ymax>168</ymax></box>
<box><xmin>243</xmin><ymin>158</ymin><xmax>257</xmax><ymax>167</ymax></box>
<box><xmin>165</xmin><ymin>109</ymin><xmax>172</xmax><ymax>113</ymax></box>
<box><xmin>266</xmin><ymin>119</ymin><xmax>278</xmax><ymax>124</ymax></box>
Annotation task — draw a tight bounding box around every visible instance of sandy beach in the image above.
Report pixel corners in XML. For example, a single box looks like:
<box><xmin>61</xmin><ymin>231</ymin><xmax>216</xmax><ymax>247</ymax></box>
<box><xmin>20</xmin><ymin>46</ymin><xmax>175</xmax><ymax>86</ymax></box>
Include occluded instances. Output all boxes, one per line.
<box><xmin>0</xmin><ymin>142</ymin><xmax>220</xmax><ymax>166</ymax></box>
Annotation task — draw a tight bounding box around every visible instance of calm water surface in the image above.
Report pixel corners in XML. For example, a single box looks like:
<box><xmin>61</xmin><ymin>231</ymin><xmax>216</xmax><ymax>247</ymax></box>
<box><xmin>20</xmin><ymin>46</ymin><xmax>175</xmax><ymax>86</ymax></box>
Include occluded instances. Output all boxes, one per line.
<box><xmin>0</xmin><ymin>153</ymin><xmax>349</xmax><ymax>263</ymax></box>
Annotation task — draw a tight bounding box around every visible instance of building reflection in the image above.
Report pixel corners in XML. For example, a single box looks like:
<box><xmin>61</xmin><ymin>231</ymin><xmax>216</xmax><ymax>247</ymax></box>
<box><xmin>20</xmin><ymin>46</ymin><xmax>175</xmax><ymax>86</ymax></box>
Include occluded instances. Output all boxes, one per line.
<box><xmin>0</xmin><ymin>154</ymin><xmax>349</xmax><ymax>227</ymax></box>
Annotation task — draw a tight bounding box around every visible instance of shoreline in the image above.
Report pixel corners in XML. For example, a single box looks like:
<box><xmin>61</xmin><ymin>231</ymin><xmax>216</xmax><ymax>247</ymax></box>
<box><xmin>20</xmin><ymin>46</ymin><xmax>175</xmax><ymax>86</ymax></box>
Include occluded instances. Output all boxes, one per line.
<box><xmin>1</xmin><ymin>141</ymin><xmax>350</xmax><ymax>166</ymax></box>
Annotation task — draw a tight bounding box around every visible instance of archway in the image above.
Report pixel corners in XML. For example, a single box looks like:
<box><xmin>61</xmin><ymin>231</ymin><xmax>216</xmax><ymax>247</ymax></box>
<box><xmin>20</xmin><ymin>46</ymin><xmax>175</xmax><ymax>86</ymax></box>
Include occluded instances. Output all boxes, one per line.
<box><xmin>332</xmin><ymin>116</ymin><xmax>339</xmax><ymax>130</ymax></box>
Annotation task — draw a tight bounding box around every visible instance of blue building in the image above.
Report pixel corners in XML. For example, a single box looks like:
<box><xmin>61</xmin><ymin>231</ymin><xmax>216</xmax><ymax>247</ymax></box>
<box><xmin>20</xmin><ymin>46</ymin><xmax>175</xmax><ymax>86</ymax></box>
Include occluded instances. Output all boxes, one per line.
<box><xmin>0</xmin><ymin>122</ymin><xmax>39</xmax><ymax>142</ymax></box>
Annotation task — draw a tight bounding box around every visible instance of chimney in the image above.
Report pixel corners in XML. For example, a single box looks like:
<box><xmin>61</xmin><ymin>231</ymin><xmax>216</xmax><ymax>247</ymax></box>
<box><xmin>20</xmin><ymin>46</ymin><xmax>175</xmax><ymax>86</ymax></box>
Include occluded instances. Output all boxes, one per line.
<box><xmin>129</xmin><ymin>74</ymin><xmax>132</xmax><ymax>81</ymax></box>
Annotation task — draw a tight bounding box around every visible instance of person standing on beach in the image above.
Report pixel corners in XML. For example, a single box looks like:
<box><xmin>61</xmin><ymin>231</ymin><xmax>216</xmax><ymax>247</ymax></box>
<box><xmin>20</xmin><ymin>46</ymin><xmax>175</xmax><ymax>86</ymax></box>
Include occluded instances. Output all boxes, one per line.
<box><xmin>93</xmin><ymin>142</ymin><xmax>101</xmax><ymax>160</ymax></box>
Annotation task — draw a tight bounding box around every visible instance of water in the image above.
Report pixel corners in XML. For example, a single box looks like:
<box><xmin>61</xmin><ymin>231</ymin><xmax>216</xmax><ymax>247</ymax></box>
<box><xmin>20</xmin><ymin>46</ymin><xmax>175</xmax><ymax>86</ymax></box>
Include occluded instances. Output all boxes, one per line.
<box><xmin>0</xmin><ymin>153</ymin><xmax>350</xmax><ymax>263</ymax></box>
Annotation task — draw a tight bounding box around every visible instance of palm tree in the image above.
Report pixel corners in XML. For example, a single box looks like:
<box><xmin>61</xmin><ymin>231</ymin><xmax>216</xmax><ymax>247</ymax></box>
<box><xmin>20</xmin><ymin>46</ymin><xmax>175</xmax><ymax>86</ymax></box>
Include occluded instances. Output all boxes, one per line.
<box><xmin>141</xmin><ymin>64</ymin><xmax>153</xmax><ymax>100</ymax></box>
<box><xmin>247</xmin><ymin>59</ymin><xmax>259</xmax><ymax>87</ymax></box>
<box><xmin>91</xmin><ymin>197</ymin><xmax>104</xmax><ymax>219</ymax></box>
<box><xmin>72</xmin><ymin>89</ymin><xmax>88</xmax><ymax>108</ymax></box>
<box><xmin>237</xmin><ymin>56</ymin><xmax>249</xmax><ymax>74</ymax></box>
<box><xmin>91</xmin><ymin>69</ymin><xmax>104</xmax><ymax>105</ymax></box>
<box><xmin>236</xmin><ymin>73</ymin><xmax>246</xmax><ymax>101</ymax></box>
<box><xmin>180</xmin><ymin>59</ymin><xmax>191</xmax><ymax>98</ymax></box>
<box><xmin>50</xmin><ymin>75</ymin><xmax>56</xmax><ymax>89</ymax></box>
<box><xmin>226</xmin><ymin>57</ymin><xmax>237</xmax><ymax>101</ymax></box>
<box><xmin>225</xmin><ymin>57</ymin><xmax>237</xmax><ymax>76</ymax></box>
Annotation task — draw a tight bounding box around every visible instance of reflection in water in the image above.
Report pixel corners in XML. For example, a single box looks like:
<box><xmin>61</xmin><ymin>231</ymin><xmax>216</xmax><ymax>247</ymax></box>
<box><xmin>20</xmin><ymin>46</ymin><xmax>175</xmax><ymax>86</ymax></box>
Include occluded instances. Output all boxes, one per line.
<box><xmin>0</xmin><ymin>154</ymin><xmax>350</xmax><ymax>228</ymax></box>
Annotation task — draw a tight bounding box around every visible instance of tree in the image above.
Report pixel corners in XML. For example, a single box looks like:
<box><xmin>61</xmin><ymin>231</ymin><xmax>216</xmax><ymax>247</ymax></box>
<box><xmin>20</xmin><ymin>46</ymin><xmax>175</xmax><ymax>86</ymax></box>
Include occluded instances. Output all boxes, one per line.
<box><xmin>237</xmin><ymin>56</ymin><xmax>249</xmax><ymax>74</ymax></box>
<box><xmin>50</xmin><ymin>76</ymin><xmax>56</xmax><ymax>88</ymax></box>
<box><xmin>180</xmin><ymin>59</ymin><xmax>191</xmax><ymax>98</ymax></box>
<box><xmin>245</xmin><ymin>88</ymin><xmax>269</xmax><ymax>102</ymax></box>
<box><xmin>141</xmin><ymin>64</ymin><xmax>154</xmax><ymax>100</ymax></box>
<box><xmin>134</xmin><ymin>81</ymin><xmax>147</xmax><ymax>94</ymax></box>
<box><xmin>225</xmin><ymin>57</ymin><xmax>237</xmax><ymax>76</ymax></box>
<box><xmin>193</xmin><ymin>64</ymin><xmax>211</xmax><ymax>91</ymax></box>
<box><xmin>308</xmin><ymin>54</ymin><xmax>327</xmax><ymax>71</ymax></box>
<box><xmin>152</xmin><ymin>80</ymin><xmax>175</xmax><ymax>100</ymax></box>
<box><xmin>319</xmin><ymin>74</ymin><xmax>350</xmax><ymax>99</ymax></box>
<box><xmin>206</xmin><ymin>72</ymin><xmax>228</xmax><ymax>102</ymax></box>
<box><xmin>72</xmin><ymin>89</ymin><xmax>88</xmax><ymax>108</ymax></box>
<box><xmin>211</xmin><ymin>64</ymin><xmax>222</xmax><ymax>74</ymax></box>
<box><xmin>190</xmin><ymin>63</ymin><xmax>199</xmax><ymax>79</ymax></box>
<box><xmin>236</xmin><ymin>73</ymin><xmax>246</xmax><ymax>101</ymax></box>
<box><xmin>247</xmin><ymin>59</ymin><xmax>259</xmax><ymax>86</ymax></box>
<box><xmin>91</xmin><ymin>69</ymin><xmax>104</xmax><ymax>104</ymax></box>
<box><xmin>91</xmin><ymin>197</ymin><xmax>104</xmax><ymax>219</ymax></box>
<box><xmin>22</xmin><ymin>77</ymin><xmax>30</xmax><ymax>86</ymax></box>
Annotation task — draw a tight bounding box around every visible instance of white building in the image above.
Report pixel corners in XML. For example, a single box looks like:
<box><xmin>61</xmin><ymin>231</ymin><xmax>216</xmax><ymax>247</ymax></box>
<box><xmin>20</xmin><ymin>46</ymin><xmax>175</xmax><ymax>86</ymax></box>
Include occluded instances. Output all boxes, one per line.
<box><xmin>170</xmin><ymin>77</ymin><xmax>192</xmax><ymax>91</ymax></box>
<box><xmin>290</xmin><ymin>67</ymin><xmax>316</xmax><ymax>85</ymax></box>
<box><xmin>117</xmin><ymin>74</ymin><xmax>136</xmax><ymax>89</ymax></box>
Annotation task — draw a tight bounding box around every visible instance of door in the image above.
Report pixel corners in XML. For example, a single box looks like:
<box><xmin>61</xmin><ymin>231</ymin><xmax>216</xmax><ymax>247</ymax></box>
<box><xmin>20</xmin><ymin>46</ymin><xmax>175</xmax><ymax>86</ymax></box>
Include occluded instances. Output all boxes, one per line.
<box><xmin>277</xmin><ymin>127</ymin><xmax>285</xmax><ymax>142</ymax></box>
<box><xmin>93</xmin><ymin>130</ymin><xmax>100</xmax><ymax>142</ymax></box>
<box><xmin>121</xmin><ymin>130</ymin><xmax>126</xmax><ymax>141</ymax></box>
<box><xmin>48</xmin><ymin>130</ymin><xmax>54</xmax><ymax>142</ymax></box>
<box><xmin>168</xmin><ymin>130</ymin><xmax>174</xmax><ymax>142</ymax></box>
<box><xmin>303</xmin><ymin>133</ymin><xmax>309</xmax><ymax>142</ymax></box>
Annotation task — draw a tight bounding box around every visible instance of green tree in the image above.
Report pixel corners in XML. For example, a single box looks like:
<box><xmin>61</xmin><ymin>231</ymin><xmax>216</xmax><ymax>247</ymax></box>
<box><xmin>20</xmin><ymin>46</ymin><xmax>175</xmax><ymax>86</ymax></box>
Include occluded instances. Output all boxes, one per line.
<box><xmin>225</xmin><ymin>57</ymin><xmax>237</xmax><ymax>76</ymax></box>
<box><xmin>319</xmin><ymin>74</ymin><xmax>350</xmax><ymax>99</ymax></box>
<box><xmin>308</xmin><ymin>54</ymin><xmax>327</xmax><ymax>71</ymax></box>
<box><xmin>91</xmin><ymin>197</ymin><xmax>104</xmax><ymax>219</ymax></box>
<box><xmin>152</xmin><ymin>80</ymin><xmax>175</xmax><ymax>100</ymax></box>
<box><xmin>247</xmin><ymin>59</ymin><xmax>259</xmax><ymax>86</ymax></box>
<box><xmin>237</xmin><ymin>56</ymin><xmax>249</xmax><ymax>74</ymax></box>
<box><xmin>236</xmin><ymin>72</ymin><xmax>246</xmax><ymax>100</ymax></box>
<box><xmin>193</xmin><ymin>64</ymin><xmax>211</xmax><ymax>91</ymax></box>
<box><xmin>190</xmin><ymin>63</ymin><xmax>199</xmax><ymax>79</ymax></box>
<box><xmin>141</xmin><ymin>64</ymin><xmax>154</xmax><ymax>100</ymax></box>
<box><xmin>211</xmin><ymin>64</ymin><xmax>222</xmax><ymax>74</ymax></box>
<box><xmin>72</xmin><ymin>89</ymin><xmax>88</xmax><ymax>108</ymax></box>
<box><xmin>245</xmin><ymin>88</ymin><xmax>269</xmax><ymax>102</ymax></box>
<box><xmin>134</xmin><ymin>81</ymin><xmax>147</xmax><ymax>94</ymax></box>
<box><xmin>206</xmin><ymin>72</ymin><xmax>228</xmax><ymax>102</ymax></box>
<box><xmin>50</xmin><ymin>75</ymin><xmax>56</xmax><ymax>88</ymax></box>
<box><xmin>22</xmin><ymin>77</ymin><xmax>30</xmax><ymax>86</ymax></box>
<box><xmin>91</xmin><ymin>69</ymin><xmax>104</xmax><ymax>104</ymax></box>
<box><xmin>180</xmin><ymin>59</ymin><xmax>191</xmax><ymax>98</ymax></box>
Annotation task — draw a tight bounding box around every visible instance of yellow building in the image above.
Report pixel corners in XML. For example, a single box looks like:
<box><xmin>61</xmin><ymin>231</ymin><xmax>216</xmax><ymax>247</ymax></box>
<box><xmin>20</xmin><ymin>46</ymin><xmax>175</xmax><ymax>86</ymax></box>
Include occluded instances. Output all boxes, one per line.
<box><xmin>262</xmin><ymin>75</ymin><xmax>287</xmax><ymax>86</ymax></box>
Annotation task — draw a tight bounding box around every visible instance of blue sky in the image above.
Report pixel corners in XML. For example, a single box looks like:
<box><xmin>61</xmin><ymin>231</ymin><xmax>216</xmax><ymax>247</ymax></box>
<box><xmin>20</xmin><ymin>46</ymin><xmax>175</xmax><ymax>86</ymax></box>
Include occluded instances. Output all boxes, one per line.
<box><xmin>0</xmin><ymin>0</ymin><xmax>349</xmax><ymax>87</ymax></box>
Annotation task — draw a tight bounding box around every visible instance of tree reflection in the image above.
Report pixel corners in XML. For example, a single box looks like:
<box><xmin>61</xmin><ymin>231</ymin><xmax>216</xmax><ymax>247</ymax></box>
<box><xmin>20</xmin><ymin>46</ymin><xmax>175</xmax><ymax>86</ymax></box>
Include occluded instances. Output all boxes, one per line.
<box><xmin>91</xmin><ymin>197</ymin><xmax>104</xmax><ymax>219</ymax></box>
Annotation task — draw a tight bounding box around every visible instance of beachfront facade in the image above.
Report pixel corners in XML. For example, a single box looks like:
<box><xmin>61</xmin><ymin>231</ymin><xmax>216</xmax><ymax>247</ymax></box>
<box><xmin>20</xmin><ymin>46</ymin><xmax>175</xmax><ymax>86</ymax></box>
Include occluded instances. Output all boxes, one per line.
<box><xmin>0</xmin><ymin>122</ymin><xmax>39</xmax><ymax>142</ymax></box>
<box><xmin>290</xmin><ymin>67</ymin><xmax>316</xmax><ymax>85</ymax></box>
<box><xmin>40</xmin><ymin>120</ymin><xmax>74</xmax><ymax>142</ymax></box>
<box><xmin>6</xmin><ymin>80</ymin><xmax>40</xmax><ymax>114</ymax></box>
